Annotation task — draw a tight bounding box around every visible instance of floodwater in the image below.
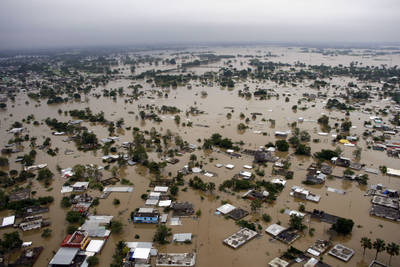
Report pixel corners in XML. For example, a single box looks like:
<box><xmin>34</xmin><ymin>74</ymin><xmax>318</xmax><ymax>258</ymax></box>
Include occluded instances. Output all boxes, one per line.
<box><xmin>0</xmin><ymin>46</ymin><xmax>400</xmax><ymax>267</ymax></box>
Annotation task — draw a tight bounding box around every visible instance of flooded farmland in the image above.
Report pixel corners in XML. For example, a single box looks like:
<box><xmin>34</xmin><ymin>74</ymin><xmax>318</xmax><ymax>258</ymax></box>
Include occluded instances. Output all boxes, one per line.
<box><xmin>0</xmin><ymin>45</ymin><xmax>399</xmax><ymax>267</ymax></box>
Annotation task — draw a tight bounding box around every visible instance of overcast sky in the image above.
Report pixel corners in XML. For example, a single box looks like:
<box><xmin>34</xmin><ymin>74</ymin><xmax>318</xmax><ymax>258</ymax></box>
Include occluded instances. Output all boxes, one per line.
<box><xmin>0</xmin><ymin>0</ymin><xmax>399</xmax><ymax>50</ymax></box>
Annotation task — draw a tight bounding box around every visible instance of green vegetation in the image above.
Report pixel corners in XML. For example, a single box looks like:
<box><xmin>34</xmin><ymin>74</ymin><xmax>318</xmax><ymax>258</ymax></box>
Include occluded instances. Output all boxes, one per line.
<box><xmin>314</xmin><ymin>149</ymin><xmax>339</xmax><ymax>161</ymax></box>
<box><xmin>289</xmin><ymin>214</ymin><xmax>306</xmax><ymax>231</ymax></box>
<box><xmin>331</xmin><ymin>218</ymin><xmax>354</xmax><ymax>235</ymax></box>
<box><xmin>236</xmin><ymin>220</ymin><xmax>256</xmax><ymax>231</ymax></box>
<box><xmin>275</xmin><ymin>140</ymin><xmax>289</xmax><ymax>152</ymax></box>
<box><xmin>66</xmin><ymin>210</ymin><xmax>86</xmax><ymax>224</ymax></box>
<box><xmin>87</xmin><ymin>256</ymin><xmax>99</xmax><ymax>266</ymax></box>
<box><xmin>153</xmin><ymin>225</ymin><xmax>172</xmax><ymax>244</ymax></box>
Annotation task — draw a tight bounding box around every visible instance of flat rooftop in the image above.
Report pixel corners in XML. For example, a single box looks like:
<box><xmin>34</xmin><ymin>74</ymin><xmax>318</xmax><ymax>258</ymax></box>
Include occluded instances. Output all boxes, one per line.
<box><xmin>328</xmin><ymin>244</ymin><xmax>355</xmax><ymax>262</ymax></box>
<box><xmin>223</xmin><ymin>228</ymin><xmax>258</xmax><ymax>249</ymax></box>
<box><xmin>370</xmin><ymin>204</ymin><xmax>400</xmax><ymax>221</ymax></box>
<box><xmin>372</xmin><ymin>196</ymin><xmax>399</xmax><ymax>209</ymax></box>
<box><xmin>156</xmin><ymin>253</ymin><xmax>196</xmax><ymax>266</ymax></box>
<box><xmin>268</xmin><ymin>257</ymin><xmax>289</xmax><ymax>267</ymax></box>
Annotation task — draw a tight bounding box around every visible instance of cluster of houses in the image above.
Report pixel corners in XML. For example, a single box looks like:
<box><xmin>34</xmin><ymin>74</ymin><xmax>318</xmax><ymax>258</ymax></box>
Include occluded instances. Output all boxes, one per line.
<box><xmin>129</xmin><ymin>184</ymin><xmax>197</xmax><ymax>266</ymax></box>
<box><xmin>49</xmin><ymin>216</ymin><xmax>113</xmax><ymax>267</ymax></box>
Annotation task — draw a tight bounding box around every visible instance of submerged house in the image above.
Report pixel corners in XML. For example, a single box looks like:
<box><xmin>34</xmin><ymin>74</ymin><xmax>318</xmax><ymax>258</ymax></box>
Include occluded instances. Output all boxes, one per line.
<box><xmin>242</xmin><ymin>189</ymin><xmax>269</xmax><ymax>202</ymax></box>
<box><xmin>254</xmin><ymin>150</ymin><xmax>278</xmax><ymax>163</ymax></box>
<box><xmin>306</xmin><ymin>171</ymin><xmax>326</xmax><ymax>184</ymax></box>
<box><xmin>133</xmin><ymin>208</ymin><xmax>159</xmax><ymax>224</ymax></box>
<box><xmin>48</xmin><ymin>247</ymin><xmax>87</xmax><ymax>267</ymax></box>
<box><xmin>290</xmin><ymin>186</ymin><xmax>321</xmax><ymax>203</ymax></box>
<box><xmin>171</xmin><ymin>202</ymin><xmax>194</xmax><ymax>217</ymax></box>
<box><xmin>331</xmin><ymin>156</ymin><xmax>350</xmax><ymax>167</ymax></box>
<box><xmin>60</xmin><ymin>231</ymin><xmax>90</xmax><ymax>250</ymax></box>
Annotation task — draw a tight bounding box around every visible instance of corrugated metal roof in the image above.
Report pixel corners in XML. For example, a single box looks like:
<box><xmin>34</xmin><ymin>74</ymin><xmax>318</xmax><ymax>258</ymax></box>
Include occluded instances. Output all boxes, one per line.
<box><xmin>49</xmin><ymin>247</ymin><xmax>79</xmax><ymax>265</ymax></box>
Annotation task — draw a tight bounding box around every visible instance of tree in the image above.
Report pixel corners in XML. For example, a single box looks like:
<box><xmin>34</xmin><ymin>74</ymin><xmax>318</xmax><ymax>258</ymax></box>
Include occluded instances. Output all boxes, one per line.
<box><xmin>170</xmin><ymin>185</ymin><xmax>178</xmax><ymax>196</ymax></box>
<box><xmin>87</xmin><ymin>256</ymin><xmax>99</xmax><ymax>266</ymax></box>
<box><xmin>66</xmin><ymin>210</ymin><xmax>85</xmax><ymax>224</ymax></box>
<box><xmin>353</xmin><ymin>146</ymin><xmax>362</xmax><ymax>160</ymax></box>
<box><xmin>379</xmin><ymin>165</ymin><xmax>387</xmax><ymax>174</ymax></box>
<box><xmin>360</xmin><ymin>237</ymin><xmax>372</xmax><ymax>257</ymax></box>
<box><xmin>314</xmin><ymin>149</ymin><xmax>339</xmax><ymax>161</ymax></box>
<box><xmin>41</xmin><ymin>228</ymin><xmax>52</xmax><ymax>238</ymax></box>
<box><xmin>275</xmin><ymin>140</ymin><xmax>289</xmax><ymax>152</ymax></box>
<box><xmin>341</xmin><ymin>121</ymin><xmax>352</xmax><ymax>132</ymax></box>
<box><xmin>37</xmin><ymin>168</ymin><xmax>54</xmax><ymax>184</ymax></box>
<box><xmin>189</xmin><ymin>154</ymin><xmax>197</xmax><ymax>162</ymax></box>
<box><xmin>295</xmin><ymin>144</ymin><xmax>311</xmax><ymax>155</ymax></box>
<box><xmin>262</xmin><ymin>214</ymin><xmax>271</xmax><ymax>223</ymax></box>
<box><xmin>299</xmin><ymin>131</ymin><xmax>310</xmax><ymax>142</ymax></box>
<box><xmin>1</xmin><ymin>231</ymin><xmax>22</xmax><ymax>252</ymax></box>
<box><xmin>110</xmin><ymin>220</ymin><xmax>123</xmax><ymax>234</ymax></box>
<box><xmin>80</xmin><ymin>131</ymin><xmax>98</xmax><ymax>145</ymax></box>
<box><xmin>288</xmin><ymin>136</ymin><xmax>300</xmax><ymax>147</ymax></box>
<box><xmin>72</xmin><ymin>164</ymin><xmax>86</xmax><ymax>179</ymax></box>
<box><xmin>331</xmin><ymin>218</ymin><xmax>354</xmax><ymax>235</ymax></box>
<box><xmin>0</xmin><ymin>157</ymin><xmax>9</xmax><ymax>167</ymax></box>
<box><xmin>174</xmin><ymin>115</ymin><xmax>181</xmax><ymax>124</ymax></box>
<box><xmin>130</xmin><ymin>144</ymin><xmax>148</xmax><ymax>163</ymax></box>
<box><xmin>289</xmin><ymin>214</ymin><xmax>306</xmax><ymax>231</ymax></box>
<box><xmin>111</xmin><ymin>241</ymin><xmax>128</xmax><ymax>267</ymax></box>
<box><xmin>318</xmin><ymin>115</ymin><xmax>329</xmax><ymax>125</ymax></box>
<box><xmin>250</xmin><ymin>199</ymin><xmax>262</xmax><ymax>212</ymax></box>
<box><xmin>373</xmin><ymin>238</ymin><xmax>386</xmax><ymax>260</ymax></box>
<box><xmin>357</xmin><ymin>174</ymin><xmax>369</xmax><ymax>185</ymax></box>
<box><xmin>207</xmin><ymin>182</ymin><xmax>215</xmax><ymax>193</ymax></box>
<box><xmin>111</xmin><ymin>166</ymin><xmax>119</xmax><ymax>177</ymax></box>
<box><xmin>61</xmin><ymin>196</ymin><xmax>72</xmax><ymax>208</ymax></box>
<box><xmin>386</xmin><ymin>242</ymin><xmax>399</xmax><ymax>266</ymax></box>
<box><xmin>153</xmin><ymin>224</ymin><xmax>172</xmax><ymax>244</ymax></box>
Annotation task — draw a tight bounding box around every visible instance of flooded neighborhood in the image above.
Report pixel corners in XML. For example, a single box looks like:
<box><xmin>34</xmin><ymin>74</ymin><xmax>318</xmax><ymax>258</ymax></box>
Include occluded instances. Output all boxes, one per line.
<box><xmin>0</xmin><ymin>45</ymin><xmax>399</xmax><ymax>267</ymax></box>
<box><xmin>0</xmin><ymin>0</ymin><xmax>400</xmax><ymax>267</ymax></box>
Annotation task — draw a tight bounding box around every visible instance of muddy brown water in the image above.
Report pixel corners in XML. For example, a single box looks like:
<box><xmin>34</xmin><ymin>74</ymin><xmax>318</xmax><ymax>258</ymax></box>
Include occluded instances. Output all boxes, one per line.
<box><xmin>0</xmin><ymin>46</ymin><xmax>400</xmax><ymax>267</ymax></box>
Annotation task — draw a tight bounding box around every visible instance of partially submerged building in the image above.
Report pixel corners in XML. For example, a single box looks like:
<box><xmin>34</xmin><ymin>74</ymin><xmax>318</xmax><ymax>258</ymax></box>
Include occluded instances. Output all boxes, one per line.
<box><xmin>223</xmin><ymin>228</ymin><xmax>258</xmax><ymax>249</ymax></box>
<box><xmin>265</xmin><ymin>224</ymin><xmax>300</xmax><ymax>244</ymax></box>
<box><xmin>331</xmin><ymin>157</ymin><xmax>350</xmax><ymax>167</ymax></box>
<box><xmin>60</xmin><ymin>231</ymin><xmax>90</xmax><ymax>250</ymax></box>
<box><xmin>216</xmin><ymin>204</ymin><xmax>249</xmax><ymax>220</ymax></box>
<box><xmin>156</xmin><ymin>253</ymin><xmax>196</xmax><ymax>267</ymax></box>
<box><xmin>307</xmin><ymin>240</ymin><xmax>332</xmax><ymax>257</ymax></box>
<box><xmin>48</xmin><ymin>247</ymin><xmax>86</xmax><ymax>267</ymax></box>
<box><xmin>79</xmin><ymin>215</ymin><xmax>113</xmax><ymax>238</ymax></box>
<box><xmin>132</xmin><ymin>208</ymin><xmax>160</xmax><ymax>224</ymax></box>
<box><xmin>171</xmin><ymin>202</ymin><xmax>194</xmax><ymax>217</ymax></box>
<box><xmin>172</xmin><ymin>233</ymin><xmax>192</xmax><ymax>243</ymax></box>
<box><xmin>328</xmin><ymin>244</ymin><xmax>355</xmax><ymax>262</ymax></box>
<box><xmin>242</xmin><ymin>189</ymin><xmax>269</xmax><ymax>202</ymax></box>
<box><xmin>19</xmin><ymin>215</ymin><xmax>50</xmax><ymax>231</ymax></box>
<box><xmin>290</xmin><ymin>186</ymin><xmax>321</xmax><ymax>203</ymax></box>
<box><xmin>268</xmin><ymin>257</ymin><xmax>289</xmax><ymax>267</ymax></box>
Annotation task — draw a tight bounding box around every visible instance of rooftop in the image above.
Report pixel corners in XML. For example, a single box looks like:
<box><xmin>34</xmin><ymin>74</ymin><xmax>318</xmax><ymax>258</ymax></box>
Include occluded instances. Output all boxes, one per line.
<box><xmin>328</xmin><ymin>244</ymin><xmax>355</xmax><ymax>262</ymax></box>
<box><xmin>223</xmin><ymin>228</ymin><xmax>258</xmax><ymax>249</ymax></box>
<box><xmin>49</xmin><ymin>247</ymin><xmax>79</xmax><ymax>265</ymax></box>
<box><xmin>156</xmin><ymin>253</ymin><xmax>196</xmax><ymax>266</ymax></box>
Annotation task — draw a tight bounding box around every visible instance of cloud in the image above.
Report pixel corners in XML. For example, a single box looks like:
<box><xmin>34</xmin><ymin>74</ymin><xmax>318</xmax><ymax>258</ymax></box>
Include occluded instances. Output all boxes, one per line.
<box><xmin>0</xmin><ymin>0</ymin><xmax>399</xmax><ymax>49</ymax></box>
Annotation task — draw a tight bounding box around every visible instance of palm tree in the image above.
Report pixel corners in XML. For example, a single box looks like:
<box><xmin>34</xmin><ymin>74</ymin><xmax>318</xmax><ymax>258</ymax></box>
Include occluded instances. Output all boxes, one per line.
<box><xmin>386</xmin><ymin>242</ymin><xmax>399</xmax><ymax>266</ymax></box>
<box><xmin>373</xmin><ymin>239</ymin><xmax>386</xmax><ymax>260</ymax></box>
<box><xmin>207</xmin><ymin>182</ymin><xmax>215</xmax><ymax>193</ymax></box>
<box><xmin>361</xmin><ymin>237</ymin><xmax>372</xmax><ymax>257</ymax></box>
